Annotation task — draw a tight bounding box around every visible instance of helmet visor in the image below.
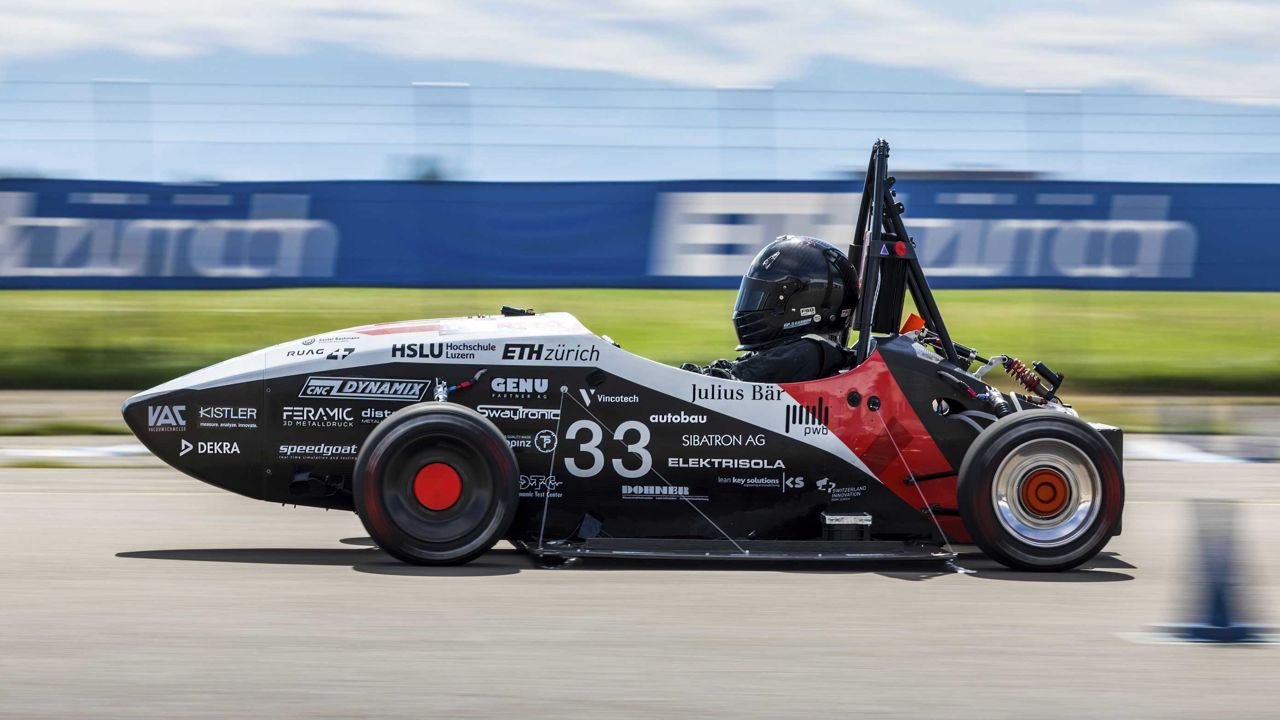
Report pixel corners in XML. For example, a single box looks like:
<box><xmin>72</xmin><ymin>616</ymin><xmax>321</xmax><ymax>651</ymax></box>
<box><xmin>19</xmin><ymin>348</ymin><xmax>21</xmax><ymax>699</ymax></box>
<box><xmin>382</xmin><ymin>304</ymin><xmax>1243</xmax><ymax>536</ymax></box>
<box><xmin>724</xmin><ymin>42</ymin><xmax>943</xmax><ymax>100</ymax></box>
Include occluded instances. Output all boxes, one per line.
<box><xmin>734</xmin><ymin>276</ymin><xmax>778</xmax><ymax>312</ymax></box>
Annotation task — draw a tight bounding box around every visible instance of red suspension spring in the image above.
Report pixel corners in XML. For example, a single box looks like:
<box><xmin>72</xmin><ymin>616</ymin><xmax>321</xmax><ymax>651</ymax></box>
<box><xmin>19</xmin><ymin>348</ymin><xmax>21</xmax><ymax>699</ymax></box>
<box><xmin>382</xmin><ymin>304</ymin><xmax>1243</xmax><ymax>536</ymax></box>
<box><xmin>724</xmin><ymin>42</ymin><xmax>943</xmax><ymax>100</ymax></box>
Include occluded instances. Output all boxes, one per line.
<box><xmin>1003</xmin><ymin>357</ymin><xmax>1042</xmax><ymax>394</ymax></box>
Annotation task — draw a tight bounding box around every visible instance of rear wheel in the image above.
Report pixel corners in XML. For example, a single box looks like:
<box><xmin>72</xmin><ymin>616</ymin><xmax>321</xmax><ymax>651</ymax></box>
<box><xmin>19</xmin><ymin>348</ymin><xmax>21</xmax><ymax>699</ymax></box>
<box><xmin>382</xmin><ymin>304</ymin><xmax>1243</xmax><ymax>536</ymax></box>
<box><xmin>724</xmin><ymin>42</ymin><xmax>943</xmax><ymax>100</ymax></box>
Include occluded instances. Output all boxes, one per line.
<box><xmin>957</xmin><ymin>411</ymin><xmax>1123</xmax><ymax>571</ymax></box>
<box><xmin>354</xmin><ymin>403</ymin><xmax>519</xmax><ymax>565</ymax></box>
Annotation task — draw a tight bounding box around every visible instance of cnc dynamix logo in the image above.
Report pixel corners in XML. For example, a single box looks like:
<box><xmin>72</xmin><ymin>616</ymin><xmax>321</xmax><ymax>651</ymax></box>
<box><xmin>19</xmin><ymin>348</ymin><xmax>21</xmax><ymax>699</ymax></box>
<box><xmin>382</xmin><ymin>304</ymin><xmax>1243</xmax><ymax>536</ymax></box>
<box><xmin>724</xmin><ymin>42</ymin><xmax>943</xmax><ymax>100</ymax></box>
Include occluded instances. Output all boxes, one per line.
<box><xmin>300</xmin><ymin>376</ymin><xmax>428</xmax><ymax>402</ymax></box>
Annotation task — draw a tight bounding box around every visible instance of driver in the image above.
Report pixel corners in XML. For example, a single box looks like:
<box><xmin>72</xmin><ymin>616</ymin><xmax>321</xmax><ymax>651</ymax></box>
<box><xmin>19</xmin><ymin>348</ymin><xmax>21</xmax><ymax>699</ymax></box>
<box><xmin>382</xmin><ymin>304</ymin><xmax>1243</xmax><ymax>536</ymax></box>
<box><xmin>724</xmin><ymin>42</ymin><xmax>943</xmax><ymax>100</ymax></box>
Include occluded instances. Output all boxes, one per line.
<box><xmin>682</xmin><ymin>235</ymin><xmax>857</xmax><ymax>384</ymax></box>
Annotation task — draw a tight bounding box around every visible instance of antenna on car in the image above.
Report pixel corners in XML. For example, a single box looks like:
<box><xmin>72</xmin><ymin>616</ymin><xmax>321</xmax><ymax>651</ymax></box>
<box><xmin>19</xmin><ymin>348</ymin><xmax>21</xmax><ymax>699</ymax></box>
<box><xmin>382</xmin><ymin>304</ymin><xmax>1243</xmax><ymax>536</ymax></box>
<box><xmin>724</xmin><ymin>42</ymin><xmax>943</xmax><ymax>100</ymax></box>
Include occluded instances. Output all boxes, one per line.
<box><xmin>847</xmin><ymin>139</ymin><xmax>960</xmax><ymax>365</ymax></box>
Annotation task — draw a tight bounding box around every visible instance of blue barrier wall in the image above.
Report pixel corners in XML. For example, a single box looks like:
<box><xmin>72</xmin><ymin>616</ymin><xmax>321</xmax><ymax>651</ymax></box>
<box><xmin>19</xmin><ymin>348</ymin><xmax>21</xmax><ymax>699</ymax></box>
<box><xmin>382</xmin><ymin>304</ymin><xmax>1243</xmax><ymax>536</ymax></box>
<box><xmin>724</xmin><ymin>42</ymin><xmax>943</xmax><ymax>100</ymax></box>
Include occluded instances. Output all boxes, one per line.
<box><xmin>0</xmin><ymin>177</ymin><xmax>1276</xmax><ymax>291</ymax></box>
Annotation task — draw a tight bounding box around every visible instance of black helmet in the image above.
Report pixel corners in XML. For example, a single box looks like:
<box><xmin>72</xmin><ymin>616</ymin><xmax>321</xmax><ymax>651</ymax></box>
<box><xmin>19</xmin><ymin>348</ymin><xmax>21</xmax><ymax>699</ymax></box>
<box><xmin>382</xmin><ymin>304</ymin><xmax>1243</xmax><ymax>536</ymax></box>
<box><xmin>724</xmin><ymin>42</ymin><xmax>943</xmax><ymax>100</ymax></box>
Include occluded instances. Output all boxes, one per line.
<box><xmin>732</xmin><ymin>235</ymin><xmax>857</xmax><ymax>350</ymax></box>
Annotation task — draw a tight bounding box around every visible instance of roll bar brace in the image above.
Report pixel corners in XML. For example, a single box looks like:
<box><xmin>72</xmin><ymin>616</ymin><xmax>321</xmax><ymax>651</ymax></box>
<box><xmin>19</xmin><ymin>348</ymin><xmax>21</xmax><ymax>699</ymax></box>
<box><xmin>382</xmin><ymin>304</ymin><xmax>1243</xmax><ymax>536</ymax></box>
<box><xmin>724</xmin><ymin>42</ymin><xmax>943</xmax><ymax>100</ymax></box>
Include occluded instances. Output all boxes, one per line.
<box><xmin>847</xmin><ymin>140</ymin><xmax>960</xmax><ymax>365</ymax></box>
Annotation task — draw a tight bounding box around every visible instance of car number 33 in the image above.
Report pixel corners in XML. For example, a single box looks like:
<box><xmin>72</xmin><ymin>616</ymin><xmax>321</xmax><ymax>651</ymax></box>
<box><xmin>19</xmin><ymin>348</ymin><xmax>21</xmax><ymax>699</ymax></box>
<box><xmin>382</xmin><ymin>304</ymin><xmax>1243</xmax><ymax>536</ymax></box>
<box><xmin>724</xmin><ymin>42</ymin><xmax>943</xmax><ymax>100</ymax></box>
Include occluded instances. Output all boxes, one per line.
<box><xmin>563</xmin><ymin>419</ymin><xmax>652</xmax><ymax>479</ymax></box>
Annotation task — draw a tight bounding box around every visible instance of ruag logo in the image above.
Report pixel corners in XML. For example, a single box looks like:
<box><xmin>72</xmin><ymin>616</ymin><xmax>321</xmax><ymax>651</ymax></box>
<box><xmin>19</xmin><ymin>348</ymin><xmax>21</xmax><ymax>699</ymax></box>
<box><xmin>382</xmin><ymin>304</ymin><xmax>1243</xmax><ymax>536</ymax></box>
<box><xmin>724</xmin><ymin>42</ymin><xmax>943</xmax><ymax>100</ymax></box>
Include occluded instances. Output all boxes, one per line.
<box><xmin>197</xmin><ymin>406</ymin><xmax>258</xmax><ymax>430</ymax></box>
<box><xmin>649</xmin><ymin>411</ymin><xmax>707</xmax><ymax>424</ymax></box>
<box><xmin>519</xmin><ymin>475</ymin><xmax>563</xmax><ymax>499</ymax></box>
<box><xmin>502</xmin><ymin>343</ymin><xmax>600</xmax><ymax>363</ymax></box>
<box><xmin>278</xmin><ymin>443</ymin><xmax>359</xmax><ymax>459</ymax></box>
<box><xmin>785</xmin><ymin>397</ymin><xmax>829</xmax><ymax>434</ymax></box>
<box><xmin>621</xmin><ymin>484</ymin><xmax>708</xmax><ymax>501</ymax></box>
<box><xmin>300</xmin><ymin>376</ymin><xmax>428</xmax><ymax>402</ymax></box>
<box><xmin>285</xmin><ymin>348</ymin><xmax>327</xmax><ymax>358</ymax></box>
<box><xmin>490</xmin><ymin>377</ymin><xmax>550</xmax><ymax>398</ymax></box>
<box><xmin>147</xmin><ymin>405</ymin><xmax>186</xmax><ymax>432</ymax></box>
<box><xmin>281</xmin><ymin>406</ymin><xmax>354</xmax><ymax>428</ymax></box>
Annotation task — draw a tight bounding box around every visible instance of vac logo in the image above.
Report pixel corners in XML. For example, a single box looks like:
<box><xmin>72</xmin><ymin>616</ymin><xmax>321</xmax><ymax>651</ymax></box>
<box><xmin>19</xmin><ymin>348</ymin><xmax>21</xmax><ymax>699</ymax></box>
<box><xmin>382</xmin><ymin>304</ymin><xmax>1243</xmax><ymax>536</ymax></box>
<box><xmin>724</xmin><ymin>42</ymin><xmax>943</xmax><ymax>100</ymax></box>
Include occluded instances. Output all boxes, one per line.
<box><xmin>300</xmin><ymin>376</ymin><xmax>428</xmax><ymax>402</ymax></box>
<box><xmin>326</xmin><ymin>348</ymin><xmax>354</xmax><ymax>360</ymax></box>
<box><xmin>147</xmin><ymin>405</ymin><xmax>186</xmax><ymax>431</ymax></box>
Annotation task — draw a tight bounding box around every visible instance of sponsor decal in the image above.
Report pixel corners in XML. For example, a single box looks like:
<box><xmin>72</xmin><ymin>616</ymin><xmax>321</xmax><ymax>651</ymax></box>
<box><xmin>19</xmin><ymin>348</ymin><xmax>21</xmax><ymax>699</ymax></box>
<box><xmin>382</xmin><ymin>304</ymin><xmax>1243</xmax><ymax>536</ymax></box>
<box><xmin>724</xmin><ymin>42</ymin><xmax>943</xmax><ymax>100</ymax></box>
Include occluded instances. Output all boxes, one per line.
<box><xmin>761</xmin><ymin>250</ymin><xmax>780</xmax><ymax>268</ymax></box>
<box><xmin>302</xmin><ymin>337</ymin><xmax>316</xmax><ymax>345</ymax></box>
<box><xmin>717</xmin><ymin>475</ymin><xmax>782</xmax><ymax>489</ymax></box>
<box><xmin>596</xmin><ymin>393</ymin><xmax>639</xmax><ymax>403</ymax></box>
<box><xmin>304</xmin><ymin>335</ymin><xmax>359</xmax><ymax>345</ymax></box>
<box><xmin>490</xmin><ymin>377</ymin><xmax>550</xmax><ymax>398</ymax></box>
<box><xmin>300</xmin><ymin>376</ymin><xmax>428</xmax><ymax>402</ymax></box>
<box><xmin>668</xmin><ymin>458</ymin><xmax>785</xmax><ymax>469</ymax></box>
<box><xmin>681</xmin><ymin>433</ymin><xmax>766</xmax><ymax>447</ymax></box>
<box><xmin>279</xmin><ymin>443</ymin><xmax>359</xmax><ymax>459</ymax></box>
<box><xmin>621</xmin><ymin>484</ymin><xmax>708</xmax><ymax>501</ymax></box>
<box><xmin>507</xmin><ymin>434</ymin><xmax>533</xmax><ymax>450</ymax></box>
<box><xmin>360</xmin><ymin>407</ymin><xmax>393</xmax><ymax>425</ymax></box>
<box><xmin>800</xmin><ymin>306</ymin><xmax>816</xmax><ymax>317</ymax></box>
<box><xmin>784</xmin><ymin>475</ymin><xmax>805</xmax><ymax>490</ymax></box>
<box><xmin>501</xmin><ymin>342</ymin><xmax>600</xmax><ymax>363</ymax></box>
<box><xmin>325</xmin><ymin>347</ymin><xmax>355</xmax><ymax>360</ymax></box>
<box><xmin>689</xmin><ymin>383</ymin><xmax>783</xmax><ymax>403</ymax></box>
<box><xmin>649</xmin><ymin>411</ymin><xmax>707</xmax><ymax>424</ymax></box>
<box><xmin>534</xmin><ymin>429</ymin><xmax>557</xmax><ymax>453</ymax></box>
<box><xmin>476</xmin><ymin>405</ymin><xmax>560</xmax><ymax>422</ymax></box>
<box><xmin>786</xmin><ymin>397</ymin><xmax>830</xmax><ymax>434</ymax></box>
<box><xmin>519</xmin><ymin>474</ymin><xmax>563</xmax><ymax>499</ymax></box>
<box><xmin>147</xmin><ymin>405</ymin><xmax>186</xmax><ymax>431</ymax></box>
<box><xmin>816</xmin><ymin>477</ymin><xmax>866</xmax><ymax>502</ymax></box>
<box><xmin>197</xmin><ymin>406</ymin><xmax>258</xmax><ymax>429</ymax></box>
<box><xmin>782</xmin><ymin>318</ymin><xmax>812</xmax><ymax>330</ymax></box>
<box><xmin>281</xmin><ymin>406</ymin><xmax>355</xmax><ymax>428</ymax></box>
<box><xmin>182</xmin><ymin>439</ymin><xmax>240</xmax><ymax>456</ymax></box>
<box><xmin>391</xmin><ymin>342</ymin><xmax>497</xmax><ymax>360</ymax></box>
<box><xmin>285</xmin><ymin>348</ymin><xmax>327</xmax><ymax>358</ymax></box>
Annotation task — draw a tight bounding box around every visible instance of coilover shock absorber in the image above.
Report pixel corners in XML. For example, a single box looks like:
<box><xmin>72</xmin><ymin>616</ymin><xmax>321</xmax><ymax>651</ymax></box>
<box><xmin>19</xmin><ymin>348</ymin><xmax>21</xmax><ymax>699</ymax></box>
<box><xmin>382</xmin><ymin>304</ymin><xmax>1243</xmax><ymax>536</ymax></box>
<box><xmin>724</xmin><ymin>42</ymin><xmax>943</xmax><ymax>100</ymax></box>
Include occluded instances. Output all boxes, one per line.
<box><xmin>1003</xmin><ymin>357</ymin><xmax>1041</xmax><ymax>394</ymax></box>
<box><xmin>1002</xmin><ymin>356</ymin><xmax>1065</xmax><ymax>402</ymax></box>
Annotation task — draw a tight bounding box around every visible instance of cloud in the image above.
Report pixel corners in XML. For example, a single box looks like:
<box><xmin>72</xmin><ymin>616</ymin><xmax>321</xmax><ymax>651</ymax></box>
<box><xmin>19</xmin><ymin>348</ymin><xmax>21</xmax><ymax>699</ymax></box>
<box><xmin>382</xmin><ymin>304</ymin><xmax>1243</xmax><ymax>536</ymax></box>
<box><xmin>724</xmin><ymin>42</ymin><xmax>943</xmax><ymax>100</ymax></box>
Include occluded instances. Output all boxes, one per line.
<box><xmin>0</xmin><ymin>0</ymin><xmax>1275</xmax><ymax>101</ymax></box>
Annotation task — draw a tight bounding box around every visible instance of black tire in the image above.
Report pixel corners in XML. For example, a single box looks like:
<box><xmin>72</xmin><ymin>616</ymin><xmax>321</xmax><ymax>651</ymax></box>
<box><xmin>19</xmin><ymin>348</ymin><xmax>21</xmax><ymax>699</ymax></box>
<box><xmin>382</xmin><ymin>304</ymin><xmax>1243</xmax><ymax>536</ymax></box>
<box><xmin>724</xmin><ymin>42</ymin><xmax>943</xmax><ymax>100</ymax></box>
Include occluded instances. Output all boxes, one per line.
<box><xmin>957</xmin><ymin>410</ymin><xmax>1124</xmax><ymax>571</ymax></box>
<box><xmin>354</xmin><ymin>403</ymin><xmax>519</xmax><ymax>566</ymax></box>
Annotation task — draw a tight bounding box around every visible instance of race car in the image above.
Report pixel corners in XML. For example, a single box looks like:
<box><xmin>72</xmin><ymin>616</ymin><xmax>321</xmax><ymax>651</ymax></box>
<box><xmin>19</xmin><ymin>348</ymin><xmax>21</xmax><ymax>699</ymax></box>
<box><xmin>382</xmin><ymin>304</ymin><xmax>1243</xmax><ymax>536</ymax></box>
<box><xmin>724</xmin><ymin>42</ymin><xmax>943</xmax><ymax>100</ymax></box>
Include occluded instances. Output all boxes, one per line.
<box><xmin>123</xmin><ymin>141</ymin><xmax>1125</xmax><ymax>572</ymax></box>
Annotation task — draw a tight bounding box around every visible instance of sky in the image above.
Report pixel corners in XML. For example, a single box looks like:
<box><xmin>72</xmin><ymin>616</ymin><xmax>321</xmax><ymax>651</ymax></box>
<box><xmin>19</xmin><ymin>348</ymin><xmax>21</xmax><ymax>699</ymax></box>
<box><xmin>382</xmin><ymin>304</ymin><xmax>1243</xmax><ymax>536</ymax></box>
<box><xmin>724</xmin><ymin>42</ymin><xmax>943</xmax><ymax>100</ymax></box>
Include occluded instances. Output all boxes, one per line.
<box><xmin>0</xmin><ymin>1</ymin><xmax>1275</xmax><ymax>182</ymax></box>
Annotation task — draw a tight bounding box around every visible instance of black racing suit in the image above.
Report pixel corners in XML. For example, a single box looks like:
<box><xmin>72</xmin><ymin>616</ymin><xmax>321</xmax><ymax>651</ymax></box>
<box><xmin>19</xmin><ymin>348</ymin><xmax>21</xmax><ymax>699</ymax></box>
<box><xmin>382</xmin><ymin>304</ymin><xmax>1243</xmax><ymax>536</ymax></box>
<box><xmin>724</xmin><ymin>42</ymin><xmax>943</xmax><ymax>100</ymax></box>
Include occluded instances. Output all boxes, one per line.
<box><xmin>682</xmin><ymin>334</ymin><xmax>850</xmax><ymax>384</ymax></box>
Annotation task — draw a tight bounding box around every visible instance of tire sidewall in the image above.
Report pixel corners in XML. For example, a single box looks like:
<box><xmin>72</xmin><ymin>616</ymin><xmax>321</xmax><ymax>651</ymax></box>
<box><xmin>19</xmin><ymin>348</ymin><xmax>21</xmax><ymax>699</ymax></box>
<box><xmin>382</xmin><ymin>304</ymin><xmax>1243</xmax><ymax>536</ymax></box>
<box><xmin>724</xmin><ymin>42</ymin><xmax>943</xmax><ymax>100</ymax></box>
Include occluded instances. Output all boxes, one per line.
<box><xmin>354</xmin><ymin>403</ymin><xmax>519</xmax><ymax>565</ymax></box>
<box><xmin>958</xmin><ymin>410</ymin><xmax>1124</xmax><ymax>571</ymax></box>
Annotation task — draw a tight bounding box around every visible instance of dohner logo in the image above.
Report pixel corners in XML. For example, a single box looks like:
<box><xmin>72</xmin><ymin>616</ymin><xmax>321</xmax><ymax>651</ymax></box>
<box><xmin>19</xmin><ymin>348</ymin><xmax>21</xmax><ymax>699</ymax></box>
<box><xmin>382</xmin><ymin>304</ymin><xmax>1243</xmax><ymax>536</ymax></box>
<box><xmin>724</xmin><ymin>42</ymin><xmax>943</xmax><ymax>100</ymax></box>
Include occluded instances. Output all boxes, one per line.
<box><xmin>300</xmin><ymin>376</ymin><xmax>427</xmax><ymax>402</ymax></box>
<box><xmin>622</xmin><ymin>485</ymin><xmax>690</xmax><ymax>498</ymax></box>
<box><xmin>147</xmin><ymin>405</ymin><xmax>186</xmax><ymax>431</ymax></box>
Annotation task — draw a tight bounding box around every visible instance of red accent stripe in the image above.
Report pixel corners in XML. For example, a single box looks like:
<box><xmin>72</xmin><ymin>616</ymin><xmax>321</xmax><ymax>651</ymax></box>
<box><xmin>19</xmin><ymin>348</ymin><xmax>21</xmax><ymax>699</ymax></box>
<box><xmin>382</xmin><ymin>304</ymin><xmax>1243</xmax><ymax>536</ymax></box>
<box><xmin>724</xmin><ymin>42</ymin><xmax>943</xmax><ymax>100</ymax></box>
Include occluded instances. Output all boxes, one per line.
<box><xmin>781</xmin><ymin>351</ymin><xmax>968</xmax><ymax>542</ymax></box>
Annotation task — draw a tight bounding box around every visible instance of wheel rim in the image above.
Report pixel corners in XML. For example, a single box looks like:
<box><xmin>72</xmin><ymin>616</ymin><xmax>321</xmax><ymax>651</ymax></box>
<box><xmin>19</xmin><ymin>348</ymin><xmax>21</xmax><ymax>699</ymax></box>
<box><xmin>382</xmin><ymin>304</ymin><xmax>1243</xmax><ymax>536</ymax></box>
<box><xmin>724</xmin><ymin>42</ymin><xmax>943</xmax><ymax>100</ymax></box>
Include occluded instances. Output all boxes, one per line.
<box><xmin>413</xmin><ymin>462</ymin><xmax>462</xmax><ymax>511</ymax></box>
<box><xmin>991</xmin><ymin>437</ymin><xmax>1101</xmax><ymax>548</ymax></box>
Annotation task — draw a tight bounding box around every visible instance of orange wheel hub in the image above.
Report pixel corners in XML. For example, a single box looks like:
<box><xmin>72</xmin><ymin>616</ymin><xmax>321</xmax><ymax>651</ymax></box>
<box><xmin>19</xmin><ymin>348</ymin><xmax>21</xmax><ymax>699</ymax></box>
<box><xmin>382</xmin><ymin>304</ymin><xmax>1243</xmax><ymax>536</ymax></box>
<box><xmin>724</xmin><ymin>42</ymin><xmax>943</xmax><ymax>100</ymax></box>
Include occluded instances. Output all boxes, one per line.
<box><xmin>413</xmin><ymin>463</ymin><xmax>462</xmax><ymax>511</ymax></box>
<box><xmin>1020</xmin><ymin>469</ymin><xmax>1069</xmax><ymax>517</ymax></box>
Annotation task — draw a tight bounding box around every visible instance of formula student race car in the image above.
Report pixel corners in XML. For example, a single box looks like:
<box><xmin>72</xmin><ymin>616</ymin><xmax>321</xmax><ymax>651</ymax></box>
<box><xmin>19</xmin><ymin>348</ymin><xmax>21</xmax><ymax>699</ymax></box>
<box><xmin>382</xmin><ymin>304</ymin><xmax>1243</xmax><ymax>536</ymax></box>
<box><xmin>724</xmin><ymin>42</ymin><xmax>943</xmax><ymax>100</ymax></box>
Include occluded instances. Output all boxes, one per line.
<box><xmin>123</xmin><ymin>141</ymin><xmax>1124</xmax><ymax>572</ymax></box>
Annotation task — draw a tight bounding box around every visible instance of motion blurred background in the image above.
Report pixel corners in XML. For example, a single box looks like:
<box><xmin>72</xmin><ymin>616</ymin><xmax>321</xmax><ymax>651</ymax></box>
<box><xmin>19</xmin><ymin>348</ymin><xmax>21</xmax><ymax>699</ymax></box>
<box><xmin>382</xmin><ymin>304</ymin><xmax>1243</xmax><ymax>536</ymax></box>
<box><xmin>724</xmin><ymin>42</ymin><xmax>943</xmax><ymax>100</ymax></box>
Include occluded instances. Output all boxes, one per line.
<box><xmin>0</xmin><ymin>0</ymin><xmax>1277</xmax><ymax>441</ymax></box>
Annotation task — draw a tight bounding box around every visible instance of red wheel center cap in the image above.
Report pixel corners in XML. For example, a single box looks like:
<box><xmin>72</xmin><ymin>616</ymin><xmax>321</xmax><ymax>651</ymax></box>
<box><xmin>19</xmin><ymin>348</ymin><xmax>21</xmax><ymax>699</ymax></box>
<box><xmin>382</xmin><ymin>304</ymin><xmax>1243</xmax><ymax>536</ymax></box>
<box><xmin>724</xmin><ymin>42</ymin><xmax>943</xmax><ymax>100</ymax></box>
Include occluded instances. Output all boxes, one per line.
<box><xmin>413</xmin><ymin>463</ymin><xmax>462</xmax><ymax>511</ymax></box>
<box><xmin>1021</xmin><ymin>469</ymin><xmax>1069</xmax><ymax>517</ymax></box>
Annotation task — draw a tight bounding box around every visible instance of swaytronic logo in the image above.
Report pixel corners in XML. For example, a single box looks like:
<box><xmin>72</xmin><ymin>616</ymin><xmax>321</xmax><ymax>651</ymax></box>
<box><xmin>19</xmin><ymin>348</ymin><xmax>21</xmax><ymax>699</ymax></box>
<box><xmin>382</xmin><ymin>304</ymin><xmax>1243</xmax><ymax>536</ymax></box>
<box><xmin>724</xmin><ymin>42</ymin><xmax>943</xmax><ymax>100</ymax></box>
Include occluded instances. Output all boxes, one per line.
<box><xmin>300</xmin><ymin>376</ymin><xmax>428</xmax><ymax>402</ymax></box>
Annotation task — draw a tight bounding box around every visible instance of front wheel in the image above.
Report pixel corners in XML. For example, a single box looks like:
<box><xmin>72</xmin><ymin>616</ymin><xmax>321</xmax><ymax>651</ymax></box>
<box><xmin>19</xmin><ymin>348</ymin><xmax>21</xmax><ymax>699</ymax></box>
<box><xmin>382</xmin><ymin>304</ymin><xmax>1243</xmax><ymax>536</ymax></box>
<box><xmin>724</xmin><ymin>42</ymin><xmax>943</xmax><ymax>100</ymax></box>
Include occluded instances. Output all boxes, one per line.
<box><xmin>957</xmin><ymin>411</ymin><xmax>1124</xmax><ymax>571</ymax></box>
<box><xmin>354</xmin><ymin>403</ymin><xmax>519</xmax><ymax>566</ymax></box>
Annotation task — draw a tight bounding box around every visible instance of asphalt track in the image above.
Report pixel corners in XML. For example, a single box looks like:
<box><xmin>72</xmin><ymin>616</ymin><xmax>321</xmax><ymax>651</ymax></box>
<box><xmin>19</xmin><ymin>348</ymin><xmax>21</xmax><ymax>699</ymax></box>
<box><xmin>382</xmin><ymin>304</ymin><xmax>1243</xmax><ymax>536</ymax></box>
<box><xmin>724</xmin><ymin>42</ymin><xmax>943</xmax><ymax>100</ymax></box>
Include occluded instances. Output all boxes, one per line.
<box><xmin>1</xmin><ymin>462</ymin><xmax>1278</xmax><ymax>719</ymax></box>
